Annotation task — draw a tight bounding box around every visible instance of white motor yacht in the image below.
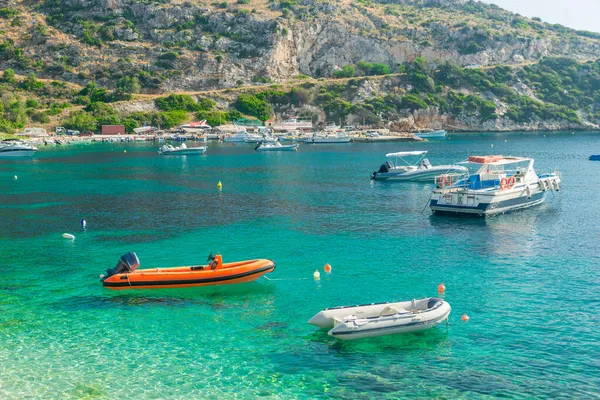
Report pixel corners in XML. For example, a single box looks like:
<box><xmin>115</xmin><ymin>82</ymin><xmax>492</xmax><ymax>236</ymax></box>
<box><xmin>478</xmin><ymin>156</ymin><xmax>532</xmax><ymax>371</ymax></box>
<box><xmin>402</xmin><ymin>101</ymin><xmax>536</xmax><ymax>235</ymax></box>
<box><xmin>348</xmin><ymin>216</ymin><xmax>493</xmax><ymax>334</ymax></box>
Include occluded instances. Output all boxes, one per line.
<box><xmin>158</xmin><ymin>143</ymin><xmax>206</xmax><ymax>155</ymax></box>
<box><xmin>371</xmin><ymin>151</ymin><xmax>467</xmax><ymax>182</ymax></box>
<box><xmin>0</xmin><ymin>140</ymin><xmax>38</xmax><ymax>157</ymax></box>
<box><xmin>430</xmin><ymin>155</ymin><xmax>561</xmax><ymax>216</ymax></box>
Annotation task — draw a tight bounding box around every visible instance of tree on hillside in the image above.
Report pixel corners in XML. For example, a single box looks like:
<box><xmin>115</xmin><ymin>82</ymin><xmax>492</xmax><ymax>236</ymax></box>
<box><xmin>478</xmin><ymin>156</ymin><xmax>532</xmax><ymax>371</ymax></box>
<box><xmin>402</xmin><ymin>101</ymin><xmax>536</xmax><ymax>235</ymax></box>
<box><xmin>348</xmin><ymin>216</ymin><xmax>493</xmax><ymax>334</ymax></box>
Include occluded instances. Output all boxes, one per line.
<box><xmin>63</xmin><ymin>111</ymin><xmax>98</xmax><ymax>132</ymax></box>
<box><xmin>2</xmin><ymin>68</ymin><xmax>15</xmax><ymax>83</ymax></box>
<box><xmin>234</xmin><ymin>94</ymin><xmax>273</xmax><ymax>122</ymax></box>
<box><xmin>400</xmin><ymin>94</ymin><xmax>428</xmax><ymax>112</ymax></box>
<box><xmin>155</xmin><ymin>94</ymin><xmax>206</xmax><ymax>112</ymax></box>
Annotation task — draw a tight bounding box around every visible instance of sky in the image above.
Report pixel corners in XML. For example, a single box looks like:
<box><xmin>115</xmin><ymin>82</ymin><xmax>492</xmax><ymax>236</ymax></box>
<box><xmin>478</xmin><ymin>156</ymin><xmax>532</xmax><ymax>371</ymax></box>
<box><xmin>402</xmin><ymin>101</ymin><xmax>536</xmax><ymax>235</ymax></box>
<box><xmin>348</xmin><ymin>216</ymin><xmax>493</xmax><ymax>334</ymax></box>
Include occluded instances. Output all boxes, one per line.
<box><xmin>482</xmin><ymin>0</ymin><xmax>599</xmax><ymax>32</ymax></box>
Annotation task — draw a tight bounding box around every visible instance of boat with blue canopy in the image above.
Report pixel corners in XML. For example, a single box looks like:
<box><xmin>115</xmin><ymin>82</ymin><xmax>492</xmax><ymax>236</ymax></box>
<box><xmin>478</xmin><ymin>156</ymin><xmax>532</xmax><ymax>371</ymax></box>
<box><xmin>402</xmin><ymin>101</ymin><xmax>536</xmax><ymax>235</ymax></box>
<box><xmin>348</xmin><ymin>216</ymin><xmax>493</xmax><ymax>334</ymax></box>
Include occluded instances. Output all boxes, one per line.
<box><xmin>430</xmin><ymin>155</ymin><xmax>561</xmax><ymax>217</ymax></box>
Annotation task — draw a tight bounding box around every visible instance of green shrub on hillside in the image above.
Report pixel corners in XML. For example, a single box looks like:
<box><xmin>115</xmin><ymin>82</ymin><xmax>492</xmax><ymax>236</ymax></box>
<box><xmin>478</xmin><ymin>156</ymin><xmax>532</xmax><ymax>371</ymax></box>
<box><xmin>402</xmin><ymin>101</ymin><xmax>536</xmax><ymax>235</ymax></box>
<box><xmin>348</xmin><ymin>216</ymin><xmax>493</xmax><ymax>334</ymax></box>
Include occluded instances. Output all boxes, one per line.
<box><xmin>234</xmin><ymin>94</ymin><xmax>273</xmax><ymax>121</ymax></box>
<box><xmin>333</xmin><ymin>65</ymin><xmax>355</xmax><ymax>79</ymax></box>
<box><xmin>155</xmin><ymin>94</ymin><xmax>215</xmax><ymax>112</ymax></box>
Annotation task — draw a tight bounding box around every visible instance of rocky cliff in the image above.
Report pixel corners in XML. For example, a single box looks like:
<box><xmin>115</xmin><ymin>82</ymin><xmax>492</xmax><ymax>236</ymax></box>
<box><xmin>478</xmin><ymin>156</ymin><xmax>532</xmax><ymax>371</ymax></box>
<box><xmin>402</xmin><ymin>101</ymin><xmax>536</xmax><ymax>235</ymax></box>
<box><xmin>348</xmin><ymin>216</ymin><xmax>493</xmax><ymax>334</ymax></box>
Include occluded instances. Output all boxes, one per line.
<box><xmin>1</xmin><ymin>0</ymin><xmax>600</xmax><ymax>92</ymax></box>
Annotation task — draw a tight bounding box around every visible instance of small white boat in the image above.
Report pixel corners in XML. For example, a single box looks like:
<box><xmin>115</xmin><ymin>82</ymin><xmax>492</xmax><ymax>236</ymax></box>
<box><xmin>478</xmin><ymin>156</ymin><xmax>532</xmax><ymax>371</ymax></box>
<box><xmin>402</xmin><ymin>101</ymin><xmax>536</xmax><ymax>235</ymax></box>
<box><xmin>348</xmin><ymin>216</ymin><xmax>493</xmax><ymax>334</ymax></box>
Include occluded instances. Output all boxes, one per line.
<box><xmin>414</xmin><ymin>129</ymin><xmax>446</xmax><ymax>139</ymax></box>
<box><xmin>255</xmin><ymin>142</ymin><xmax>299</xmax><ymax>152</ymax></box>
<box><xmin>430</xmin><ymin>155</ymin><xmax>561</xmax><ymax>216</ymax></box>
<box><xmin>371</xmin><ymin>151</ymin><xmax>468</xmax><ymax>182</ymax></box>
<box><xmin>158</xmin><ymin>143</ymin><xmax>206</xmax><ymax>155</ymax></box>
<box><xmin>309</xmin><ymin>297</ymin><xmax>451</xmax><ymax>340</ymax></box>
<box><xmin>244</xmin><ymin>134</ymin><xmax>266</xmax><ymax>143</ymax></box>
<box><xmin>305</xmin><ymin>132</ymin><xmax>351</xmax><ymax>144</ymax></box>
<box><xmin>0</xmin><ymin>140</ymin><xmax>38</xmax><ymax>157</ymax></box>
<box><xmin>224</xmin><ymin>131</ymin><xmax>250</xmax><ymax>142</ymax></box>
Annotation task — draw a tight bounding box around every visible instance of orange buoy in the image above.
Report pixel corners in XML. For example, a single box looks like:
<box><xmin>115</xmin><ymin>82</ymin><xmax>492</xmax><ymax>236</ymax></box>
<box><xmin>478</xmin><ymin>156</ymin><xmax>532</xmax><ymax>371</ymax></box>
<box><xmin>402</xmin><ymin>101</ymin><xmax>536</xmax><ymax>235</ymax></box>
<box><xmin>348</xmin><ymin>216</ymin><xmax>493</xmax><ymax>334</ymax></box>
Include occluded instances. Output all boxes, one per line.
<box><xmin>324</xmin><ymin>263</ymin><xmax>331</xmax><ymax>273</ymax></box>
<box><xmin>437</xmin><ymin>283</ymin><xmax>445</xmax><ymax>295</ymax></box>
<box><xmin>313</xmin><ymin>270</ymin><xmax>320</xmax><ymax>280</ymax></box>
<box><xmin>461</xmin><ymin>313</ymin><xmax>469</xmax><ymax>322</ymax></box>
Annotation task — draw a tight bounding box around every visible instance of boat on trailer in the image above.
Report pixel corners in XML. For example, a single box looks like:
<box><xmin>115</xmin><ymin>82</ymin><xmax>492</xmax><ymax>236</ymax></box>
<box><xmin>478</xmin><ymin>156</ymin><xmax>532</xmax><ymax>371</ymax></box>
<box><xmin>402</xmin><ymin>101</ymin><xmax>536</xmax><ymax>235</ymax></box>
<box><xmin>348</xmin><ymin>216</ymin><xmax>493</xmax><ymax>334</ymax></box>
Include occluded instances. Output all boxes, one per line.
<box><xmin>371</xmin><ymin>151</ymin><xmax>467</xmax><ymax>182</ymax></box>
<box><xmin>101</xmin><ymin>252</ymin><xmax>275</xmax><ymax>289</ymax></box>
<box><xmin>309</xmin><ymin>297</ymin><xmax>451</xmax><ymax>340</ymax></box>
<box><xmin>430</xmin><ymin>155</ymin><xmax>561</xmax><ymax>217</ymax></box>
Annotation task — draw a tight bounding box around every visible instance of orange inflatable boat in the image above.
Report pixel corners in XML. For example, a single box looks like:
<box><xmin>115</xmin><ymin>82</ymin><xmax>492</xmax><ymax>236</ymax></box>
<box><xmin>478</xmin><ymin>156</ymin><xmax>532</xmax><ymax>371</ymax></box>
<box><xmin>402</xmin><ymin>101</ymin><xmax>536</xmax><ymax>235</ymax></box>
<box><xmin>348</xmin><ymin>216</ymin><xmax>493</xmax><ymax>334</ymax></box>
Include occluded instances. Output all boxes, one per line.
<box><xmin>101</xmin><ymin>252</ymin><xmax>275</xmax><ymax>289</ymax></box>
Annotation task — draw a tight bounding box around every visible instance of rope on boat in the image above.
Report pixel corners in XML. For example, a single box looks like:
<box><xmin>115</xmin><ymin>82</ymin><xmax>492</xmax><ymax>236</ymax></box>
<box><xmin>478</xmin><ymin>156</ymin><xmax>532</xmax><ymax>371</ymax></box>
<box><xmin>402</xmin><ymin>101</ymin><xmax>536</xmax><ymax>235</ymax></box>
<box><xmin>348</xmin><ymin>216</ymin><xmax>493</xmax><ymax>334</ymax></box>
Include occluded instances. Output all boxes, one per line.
<box><xmin>263</xmin><ymin>276</ymin><xmax>309</xmax><ymax>281</ymax></box>
<box><xmin>421</xmin><ymin>193</ymin><xmax>433</xmax><ymax>214</ymax></box>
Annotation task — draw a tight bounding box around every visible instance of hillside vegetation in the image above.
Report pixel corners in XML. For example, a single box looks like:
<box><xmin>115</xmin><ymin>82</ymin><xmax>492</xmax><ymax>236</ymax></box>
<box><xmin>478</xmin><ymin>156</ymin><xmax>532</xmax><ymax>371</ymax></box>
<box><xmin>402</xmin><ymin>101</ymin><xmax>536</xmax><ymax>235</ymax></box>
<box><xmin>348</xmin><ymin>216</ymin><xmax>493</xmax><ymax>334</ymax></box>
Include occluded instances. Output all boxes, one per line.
<box><xmin>2</xmin><ymin>56</ymin><xmax>600</xmax><ymax>133</ymax></box>
<box><xmin>0</xmin><ymin>1</ymin><xmax>599</xmax><ymax>133</ymax></box>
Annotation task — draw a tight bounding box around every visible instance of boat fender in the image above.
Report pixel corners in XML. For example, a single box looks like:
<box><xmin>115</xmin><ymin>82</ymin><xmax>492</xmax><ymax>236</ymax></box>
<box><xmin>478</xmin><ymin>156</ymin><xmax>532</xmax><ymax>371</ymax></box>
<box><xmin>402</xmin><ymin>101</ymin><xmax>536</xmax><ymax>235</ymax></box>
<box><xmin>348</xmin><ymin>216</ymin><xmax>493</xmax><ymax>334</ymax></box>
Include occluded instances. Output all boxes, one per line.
<box><xmin>62</xmin><ymin>233</ymin><xmax>75</xmax><ymax>240</ymax></box>
<box><xmin>438</xmin><ymin>283</ymin><xmax>445</xmax><ymax>295</ymax></box>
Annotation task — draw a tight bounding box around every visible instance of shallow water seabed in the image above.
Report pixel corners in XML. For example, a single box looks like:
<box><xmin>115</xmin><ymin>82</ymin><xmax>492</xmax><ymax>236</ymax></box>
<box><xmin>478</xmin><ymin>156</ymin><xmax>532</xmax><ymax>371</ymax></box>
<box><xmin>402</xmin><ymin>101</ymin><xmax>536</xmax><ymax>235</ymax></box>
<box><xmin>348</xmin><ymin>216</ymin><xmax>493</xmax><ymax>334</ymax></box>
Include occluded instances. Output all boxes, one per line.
<box><xmin>0</xmin><ymin>132</ymin><xmax>599</xmax><ymax>399</ymax></box>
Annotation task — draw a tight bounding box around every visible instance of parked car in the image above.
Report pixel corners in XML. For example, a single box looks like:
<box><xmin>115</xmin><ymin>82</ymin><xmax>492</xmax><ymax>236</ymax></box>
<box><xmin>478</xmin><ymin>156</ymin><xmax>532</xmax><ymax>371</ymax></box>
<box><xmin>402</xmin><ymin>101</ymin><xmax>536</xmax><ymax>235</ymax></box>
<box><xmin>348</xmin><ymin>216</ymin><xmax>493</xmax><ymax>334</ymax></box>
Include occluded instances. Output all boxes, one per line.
<box><xmin>78</xmin><ymin>131</ymin><xmax>94</xmax><ymax>137</ymax></box>
<box><xmin>66</xmin><ymin>130</ymin><xmax>80</xmax><ymax>136</ymax></box>
<box><xmin>55</xmin><ymin>127</ymin><xmax>66</xmax><ymax>135</ymax></box>
<box><xmin>364</xmin><ymin>130</ymin><xmax>380</xmax><ymax>137</ymax></box>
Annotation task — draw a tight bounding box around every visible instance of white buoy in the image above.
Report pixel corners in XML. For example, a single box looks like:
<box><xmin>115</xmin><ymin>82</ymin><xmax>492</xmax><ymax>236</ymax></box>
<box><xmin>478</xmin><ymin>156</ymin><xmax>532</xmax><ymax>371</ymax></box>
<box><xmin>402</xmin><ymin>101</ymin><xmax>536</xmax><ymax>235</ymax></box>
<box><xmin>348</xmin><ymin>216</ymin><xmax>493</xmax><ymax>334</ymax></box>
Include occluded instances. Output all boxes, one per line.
<box><xmin>62</xmin><ymin>233</ymin><xmax>75</xmax><ymax>240</ymax></box>
<box><xmin>14</xmin><ymin>175</ymin><xmax>17</xmax><ymax>180</ymax></box>
<box><xmin>81</xmin><ymin>219</ymin><xmax>87</xmax><ymax>229</ymax></box>
<box><xmin>313</xmin><ymin>270</ymin><xmax>320</xmax><ymax>280</ymax></box>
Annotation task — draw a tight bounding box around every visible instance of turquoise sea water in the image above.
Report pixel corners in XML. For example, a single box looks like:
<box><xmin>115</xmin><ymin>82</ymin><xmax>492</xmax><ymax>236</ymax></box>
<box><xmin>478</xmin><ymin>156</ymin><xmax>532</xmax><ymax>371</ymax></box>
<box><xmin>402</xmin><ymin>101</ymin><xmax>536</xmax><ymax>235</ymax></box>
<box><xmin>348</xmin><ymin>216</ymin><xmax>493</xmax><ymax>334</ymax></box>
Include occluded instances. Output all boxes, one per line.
<box><xmin>1</xmin><ymin>133</ymin><xmax>599</xmax><ymax>399</ymax></box>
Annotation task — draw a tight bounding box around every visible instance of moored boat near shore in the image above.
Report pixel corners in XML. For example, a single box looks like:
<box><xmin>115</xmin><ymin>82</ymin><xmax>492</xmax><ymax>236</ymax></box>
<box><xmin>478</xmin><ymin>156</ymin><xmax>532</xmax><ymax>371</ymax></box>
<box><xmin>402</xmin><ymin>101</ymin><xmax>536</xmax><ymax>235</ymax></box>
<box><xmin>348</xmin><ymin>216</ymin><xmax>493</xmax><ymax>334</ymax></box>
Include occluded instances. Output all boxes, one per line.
<box><xmin>371</xmin><ymin>151</ymin><xmax>467</xmax><ymax>182</ymax></box>
<box><xmin>414</xmin><ymin>129</ymin><xmax>447</xmax><ymax>139</ymax></box>
<box><xmin>255</xmin><ymin>142</ymin><xmax>299</xmax><ymax>152</ymax></box>
<box><xmin>158</xmin><ymin>143</ymin><xmax>206</xmax><ymax>155</ymax></box>
<box><xmin>305</xmin><ymin>131</ymin><xmax>351</xmax><ymax>144</ymax></box>
<box><xmin>430</xmin><ymin>155</ymin><xmax>561</xmax><ymax>217</ymax></box>
<box><xmin>0</xmin><ymin>140</ymin><xmax>38</xmax><ymax>157</ymax></box>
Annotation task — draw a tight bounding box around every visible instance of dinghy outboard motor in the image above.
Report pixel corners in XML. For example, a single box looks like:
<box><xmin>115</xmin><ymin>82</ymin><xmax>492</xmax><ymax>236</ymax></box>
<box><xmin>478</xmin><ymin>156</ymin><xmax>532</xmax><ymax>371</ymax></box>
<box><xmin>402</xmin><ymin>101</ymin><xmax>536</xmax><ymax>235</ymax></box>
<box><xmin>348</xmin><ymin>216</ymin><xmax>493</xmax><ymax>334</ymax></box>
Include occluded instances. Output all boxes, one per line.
<box><xmin>372</xmin><ymin>161</ymin><xmax>393</xmax><ymax>179</ymax></box>
<box><xmin>101</xmin><ymin>252</ymin><xmax>140</xmax><ymax>281</ymax></box>
<box><xmin>378</xmin><ymin>161</ymin><xmax>393</xmax><ymax>173</ymax></box>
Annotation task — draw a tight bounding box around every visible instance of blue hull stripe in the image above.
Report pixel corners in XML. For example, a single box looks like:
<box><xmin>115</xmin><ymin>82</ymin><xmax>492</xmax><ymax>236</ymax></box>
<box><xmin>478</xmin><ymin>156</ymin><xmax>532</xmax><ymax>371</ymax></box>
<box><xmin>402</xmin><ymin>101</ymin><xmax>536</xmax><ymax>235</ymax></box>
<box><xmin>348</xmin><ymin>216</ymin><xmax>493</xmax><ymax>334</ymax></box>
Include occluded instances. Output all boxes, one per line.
<box><xmin>431</xmin><ymin>192</ymin><xmax>545</xmax><ymax>213</ymax></box>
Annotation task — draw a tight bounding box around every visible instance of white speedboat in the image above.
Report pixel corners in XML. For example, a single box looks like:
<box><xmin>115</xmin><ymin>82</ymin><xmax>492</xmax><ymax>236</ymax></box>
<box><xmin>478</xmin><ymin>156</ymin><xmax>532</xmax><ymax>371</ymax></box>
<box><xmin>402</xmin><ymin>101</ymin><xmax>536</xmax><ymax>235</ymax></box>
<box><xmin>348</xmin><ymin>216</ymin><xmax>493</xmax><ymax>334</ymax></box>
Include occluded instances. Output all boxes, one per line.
<box><xmin>371</xmin><ymin>151</ymin><xmax>467</xmax><ymax>182</ymax></box>
<box><xmin>430</xmin><ymin>155</ymin><xmax>561</xmax><ymax>217</ymax></box>
<box><xmin>305</xmin><ymin>132</ymin><xmax>351</xmax><ymax>144</ymax></box>
<box><xmin>255</xmin><ymin>142</ymin><xmax>299</xmax><ymax>152</ymax></box>
<box><xmin>158</xmin><ymin>143</ymin><xmax>206</xmax><ymax>155</ymax></box>
<box><xmin>414</xmin><ymin>129</ymin><xmax>446</xmax><ymax>139</ymax></box>
<box><xmin>244</xmin><ymin>134</ymin><xmax>265</xmax><ymax>143</ymax></box>
<box><xmin>309</xmin><ymin>298</ymin><xmax>451</xmax><ymax>340</ymax></box>
<box><xmin>0</xmin><ymin>140</ymin><xmax>38</xmax><ymax>157</ymax></box>
<box><xmin>224</xmin><ymin>131</ymin><xmax>250</xmax><ymax>142</ymax></box>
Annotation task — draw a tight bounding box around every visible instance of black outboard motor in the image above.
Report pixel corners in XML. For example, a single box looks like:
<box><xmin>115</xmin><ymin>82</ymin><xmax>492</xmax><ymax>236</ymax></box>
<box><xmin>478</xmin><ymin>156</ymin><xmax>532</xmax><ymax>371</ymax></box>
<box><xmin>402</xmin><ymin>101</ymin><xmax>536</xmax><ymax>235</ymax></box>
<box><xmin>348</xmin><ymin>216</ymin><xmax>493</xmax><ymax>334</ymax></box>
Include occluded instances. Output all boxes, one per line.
<box><xmin>378</xmin><ymin>161</ymin><xmax>393</xmax><ymax>173</ymax></box>
<box><xmin>101</xmin><ymin>252</ymin><xmax>140</xmax><ymax>281</ymax></box>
